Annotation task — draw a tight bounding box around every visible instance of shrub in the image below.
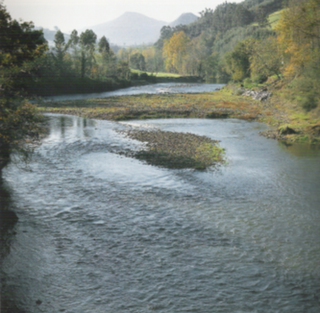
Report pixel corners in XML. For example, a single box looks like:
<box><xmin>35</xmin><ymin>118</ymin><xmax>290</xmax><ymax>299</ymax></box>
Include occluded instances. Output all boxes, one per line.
<box><xmin>299</xmin><ymin>93</ymin><xmax>318</xmax><ymax>111</ymax></box>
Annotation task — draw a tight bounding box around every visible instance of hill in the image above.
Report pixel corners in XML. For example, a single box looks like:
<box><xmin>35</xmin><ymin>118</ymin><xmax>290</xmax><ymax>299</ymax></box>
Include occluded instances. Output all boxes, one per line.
<box><xmin>88</xmin><ymin>12</ymin><xmax>166</xmax><ymax>46</ymax></box>
<box><xmin>169</xmin><ymin>13</ymin><xmax>198</xmax><ymax>27</ymax></box>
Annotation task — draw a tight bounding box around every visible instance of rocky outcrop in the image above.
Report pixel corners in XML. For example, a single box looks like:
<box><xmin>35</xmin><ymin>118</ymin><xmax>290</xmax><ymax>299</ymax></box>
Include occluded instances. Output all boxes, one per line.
<box><xmin>242</xmin><ymin>90</ymin><xmax>272</xmax><ymax>101</ymax></box>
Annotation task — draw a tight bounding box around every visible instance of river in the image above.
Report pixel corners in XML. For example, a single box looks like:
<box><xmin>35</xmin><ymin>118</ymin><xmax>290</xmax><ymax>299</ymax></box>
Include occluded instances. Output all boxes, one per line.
<box><xmin>42</xmin><ymin>82</ymin><xmax>225</xmax><ymax>102</ymax></box>
<box><xmin>1</xmin><ymin>84</ymin><xmax>320</xmax><ymax>312</ymax></box>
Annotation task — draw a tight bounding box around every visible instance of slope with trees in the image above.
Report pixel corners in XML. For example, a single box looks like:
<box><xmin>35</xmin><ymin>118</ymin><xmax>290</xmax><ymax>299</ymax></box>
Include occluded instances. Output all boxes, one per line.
<box><xmin>0</xmin><ymin>3</ymin><xmax>47</xmax><ymax>173</ymax></box>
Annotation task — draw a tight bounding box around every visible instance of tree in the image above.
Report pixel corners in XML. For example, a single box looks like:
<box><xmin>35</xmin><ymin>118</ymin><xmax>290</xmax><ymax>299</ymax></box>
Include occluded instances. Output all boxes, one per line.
<box><xmin>79</xmin><ymin>29</ymin><xmax>97</xmax><ymax>78</ymax></box>
<box><xmin>0</xmin><ymin>8</ymin><xmax>47</xmax><ymax>69</ymax></box>
<box><xmin>0</xmin><ymin>4</ymin><xmax>46</xmax><ymax>173</ymax></box>
<box><xmin>98</xmin><ymin>36</ymin><xmax>110</xmax><ymax>58</ymax></box>
<box><xmin>224</xmin><ymin>40</ymin><xmax>252</xmax><ymax>81</ymax></box>
<box><xmin>163</xmin><ymin>31</ymin><xmax>190</xmax><ymax>73</ymax></box>
<box><xmin>276</xmin><ymin>0</ymin><xmax>320</xmax><ymax>78</ymax></box>
<box><xmin>68</xmin><ymin>29</ymin><xmax>80</xmax><ymax>75</ymax></box>
<box><xmin>52</xmin><ymin>30</ymin><xmax>70</xmax><ymax>74</ymax></box>
<box><xmin>129</xmin><ymin>53</ymin><xmax>146</xmax><ymax>71</ymax></box>
<box><xmin>276</xmin><ymin>0</ymin><xmax>320</xmax><ymax>109</ymax></box>
<box><xmin>249</xmin><ymin>37</ymin><xmax>282</xmax><ymax>81</ymax></box>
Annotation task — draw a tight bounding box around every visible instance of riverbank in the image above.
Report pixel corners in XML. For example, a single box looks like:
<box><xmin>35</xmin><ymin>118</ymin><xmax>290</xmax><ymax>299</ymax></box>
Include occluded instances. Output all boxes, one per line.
<box><xmin>37</xmin><ymin>83</ymin><xmax>320</xmax><ymax>144</ymax></box>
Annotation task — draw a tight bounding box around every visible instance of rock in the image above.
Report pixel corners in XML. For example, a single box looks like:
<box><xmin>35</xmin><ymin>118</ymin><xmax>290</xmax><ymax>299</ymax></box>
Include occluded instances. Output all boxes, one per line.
<box><xmin>278</xmin><ymin>125</ymin><xmax>297</xmax><ymax>136</ymax></box>
<box><xmin>242</xmin><ymin>90</ymin><xmax>272</xmax><ymax>101</ymax></box>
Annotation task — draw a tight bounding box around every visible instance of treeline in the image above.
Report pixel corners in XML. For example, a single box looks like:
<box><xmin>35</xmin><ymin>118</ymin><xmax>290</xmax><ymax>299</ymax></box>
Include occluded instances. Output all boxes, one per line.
<box><xmin>18</xmin><ymin>28</ymin><xmax>132</xmax><ymax>96</ymax></box>
<box><xmin>223</xmin><ymin>0</ymin><xmax>320</xmax><ymax>110</ymax></box>
<box><xmin>117</xmin><ymin>0</ymin><xmax>281</xmax><ymax>80</ymax></box>
<box><xmin>118</xmin><ymin>0</ymin><xmax>319</xmax><ymax>110</ymax></box>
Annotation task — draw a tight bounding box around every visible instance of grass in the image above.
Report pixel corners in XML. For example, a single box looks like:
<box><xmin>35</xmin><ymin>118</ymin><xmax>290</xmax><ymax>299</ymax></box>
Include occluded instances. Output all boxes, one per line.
<box><xmin>37</xmin><ymin>81</ymin><xmax>320</xmax><ymax>147</ymax></box>
<box><xmin>38</xmin><ymin>88</ymin><xmax>261</xmax><ymax>122</ymax></box>
<box><xmin>119</xmin><ymin>129</ymin><xmax>225</xmax><ymax>169</ymax></box>
<box><xmin>268</xmin><ymin>10</ymin><xmax>284</xmax><ymax>29</ymax></box>
<box><xmin>130</xmin><ymin>69</ymin><xmax>182</xmax><ymax>78</ymax></box>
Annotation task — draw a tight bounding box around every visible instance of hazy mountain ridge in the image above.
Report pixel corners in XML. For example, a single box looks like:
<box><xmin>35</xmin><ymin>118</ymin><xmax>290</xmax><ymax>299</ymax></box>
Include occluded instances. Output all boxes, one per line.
<box><xmin>88</xmin><ymin>12</ymin><xmax>166</xmax><ymax>46</ymax></box>
<box><xmin>87</xmin><ymin>12</ymin><xmax>199</xmax><ymax>46</ymax></box>
<box><xmin>169</xmin><ymin>13</ymin><xmax>198</xmax><ymax>27</ymax></box>
<box><xmin>40</xmin><ymin>12</ymin><xmax>199</xmax><ymax>46</ymax></box>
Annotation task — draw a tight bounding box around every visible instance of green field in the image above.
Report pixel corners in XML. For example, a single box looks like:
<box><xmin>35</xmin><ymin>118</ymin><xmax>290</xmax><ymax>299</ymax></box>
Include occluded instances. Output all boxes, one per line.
<box><xmin>268</xmin><ymin>9</ymin><xmax>284</xmax><ymax>29</ymax></box>
<box><xmin>130</xmin><ymin>69</ymin><xmax>182</xmax><ymax>78</ymax></box>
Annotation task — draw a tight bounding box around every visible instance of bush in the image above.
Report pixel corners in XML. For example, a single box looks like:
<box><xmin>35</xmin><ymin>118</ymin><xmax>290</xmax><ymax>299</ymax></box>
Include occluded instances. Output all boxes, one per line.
<box><xmin>252</xmin><ymin>73</ymin><xmax>267</xmax><ymax>84</ymax></box>
<box><xmin>139</xmin><ymin>73</ymin><xmax>149</xmax><ymax>80</ymax></box>
<box><xmin>130</xmin><ymin>73</ymin><xmax>139</xmax><ymax>80</ymax></box>
<box><xmin>299</xmin><ymin>93</ymin><xmax>318</xmax><ymax>111</ymax></box>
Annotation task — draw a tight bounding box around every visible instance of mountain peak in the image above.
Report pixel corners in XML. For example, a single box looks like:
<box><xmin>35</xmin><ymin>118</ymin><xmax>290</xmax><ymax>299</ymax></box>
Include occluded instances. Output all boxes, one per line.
<box><xmin>169</xmin><ymin>13</ymin><xmax>198</xmax><ymax>27</ymax></box>
<box><xmin>87</xmin><ymin>12</ymin><xmax>197</xmax><ymax>46</ymax></box>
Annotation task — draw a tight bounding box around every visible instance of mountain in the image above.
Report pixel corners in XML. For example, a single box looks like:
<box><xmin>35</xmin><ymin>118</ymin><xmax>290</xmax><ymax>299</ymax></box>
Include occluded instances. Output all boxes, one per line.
<box><xmin>169</xmin><ymin>13</ymin><xmax>198</xmax><ymax>27</ymax></box>
<box><xmin>89</xmin><ymin>12</ymin><xmax>167</xmax><ymax>46</ymax></box>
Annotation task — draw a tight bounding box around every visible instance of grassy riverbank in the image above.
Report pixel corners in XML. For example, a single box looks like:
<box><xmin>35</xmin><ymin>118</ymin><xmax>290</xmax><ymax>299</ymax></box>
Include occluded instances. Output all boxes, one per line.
<box><xmin>38</xmin><ymin>87</ymin><xmax>261</xmax><ymax>120</ymax></box>
<box><xmin>38</xmin><ymin>83</ymin><xmax>320</xmax><ymax>146</ymax></box>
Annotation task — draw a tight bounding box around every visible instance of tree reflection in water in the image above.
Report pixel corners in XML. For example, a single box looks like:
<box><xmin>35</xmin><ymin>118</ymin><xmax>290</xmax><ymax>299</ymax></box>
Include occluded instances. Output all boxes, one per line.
<box><xmin>0</xmin><ymin>179</ymin><xmax>22</xmax><ymax>313</ymax></box>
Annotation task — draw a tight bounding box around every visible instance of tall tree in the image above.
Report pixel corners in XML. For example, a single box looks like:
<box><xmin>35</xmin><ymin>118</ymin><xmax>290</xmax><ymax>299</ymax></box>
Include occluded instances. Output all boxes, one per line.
<box><xmin>224</xmin><ymin>40</ymin><xmax>252</xmax><ymax>81</ymax></box>
<box><xmin>162</xmin><ymin>31</ymin><xmax>190</xmax><ymax>73</ymax></box>
<box><xmin>98</xmin><ymin>36</ymin><xmax>110</xmax><ymax>56</ymax></box>
<box><xmin>0</xmin><ymin>4</ymin><xmax>47</xmax><ymax>173</ymax></box>
<box><xmin>52</xmin><ymin>30</ymin><xmax>70</xmax><ymax>74</ymax></box>
<box><xmin>129</xmin><ymin>53</ymin><xmax>146</xmax><ymax>71</ymax></box>
<box><xmin>79</xmin><ymin>29</ymin><xmax>97</xmax><ymax>78</ymax></box>
<box><xmin>68</xmin><ymin>29</ymin><xmax>80</xmax><ymax>75</ymax></box>
<box><xmin>276</xmin><ymin>0</ymin><xmax>320</xmax><ymax>78</ymax></box>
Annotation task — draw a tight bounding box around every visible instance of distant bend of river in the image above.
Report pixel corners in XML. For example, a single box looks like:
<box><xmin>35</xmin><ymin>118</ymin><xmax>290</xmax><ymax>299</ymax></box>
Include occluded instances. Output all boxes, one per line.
<box><xmin>1</xmin><ymin>83</ymin><xmax>320</xmax><ymax>312</ymax></box>
<box><xmin>43</xmin><ymin>82</ymin><xmax>225</xmax><ymax>101</ymax></box>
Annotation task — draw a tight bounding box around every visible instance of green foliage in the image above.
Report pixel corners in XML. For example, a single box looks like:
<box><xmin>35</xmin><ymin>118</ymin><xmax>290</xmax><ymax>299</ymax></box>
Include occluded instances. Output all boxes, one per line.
<box><xmin>0</xmin><ymin>7</ymin><xmax>47</xmax><ymax>68</ymax></box>
<box><xmin>224</xmin><ymin>40</ymin><xmax>252</xmax><ymax>81</ymax></box>
<box><xmin>0</xmin><ymin>97</ymin><xmax>45</xmax><ymax>171</ymax></box>
<box><xmin>213</xmin><ymin>25</ymin><xmax>275</xmax><ymax>55</ymax></box>
<box><xmin>153</xmin><ymin>0</ymin><xmax>280</xmax><ymax>80</ymax></box>
<box><xmin>249</xmin><ymin>37</ymin><xmax>282</xmax><ymax>80</ymax></box>
<box><xmin>0</xmin><ymin>4</ymin><xmax>47</xmax><ymax>172</ymax></box>
<box><xmin>98</xmin><ymin>36</ymin><xmax>110</xmax><ymax>55</ymax></box>
<box><xmin>211</xmin><ymin>2</ymin><xmax>254</xmax><ymax>33</ymax></box>
<box><xmin>129</xmin><ymin>53</ymin><xmax>146</xmax><ymax>71</ymax></box>
<box><xmin>289</xmin><ymin>58</ymin><xmax>320</xmax><ymax>111</ymax></box>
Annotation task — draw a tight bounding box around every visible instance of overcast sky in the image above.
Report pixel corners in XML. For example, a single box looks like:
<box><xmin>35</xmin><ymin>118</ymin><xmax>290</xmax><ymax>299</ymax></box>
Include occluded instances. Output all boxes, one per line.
<box><xmin>5</xmin><ymin>0</ymin><xmax>244</xmax><ymax>33</ymax></box>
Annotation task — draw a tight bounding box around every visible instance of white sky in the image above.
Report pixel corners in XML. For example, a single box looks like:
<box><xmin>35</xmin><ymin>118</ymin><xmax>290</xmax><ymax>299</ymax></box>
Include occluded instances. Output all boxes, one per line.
<box><xmin>5</xmin><ymin>0</ymin><xmax>244</xmax><ymax>33</ymax></box>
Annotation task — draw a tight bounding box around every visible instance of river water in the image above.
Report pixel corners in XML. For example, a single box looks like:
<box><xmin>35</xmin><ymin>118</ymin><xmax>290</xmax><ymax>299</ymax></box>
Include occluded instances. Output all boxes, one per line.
<box><xmin>42</xmin><ymin>83</ymin><xmax>225</xmax><ymax>102</ymax></box>
<box><xmin>1</xmin><ymin>84</ymin><xmax>320</xmax><ymax>312</ymax></box>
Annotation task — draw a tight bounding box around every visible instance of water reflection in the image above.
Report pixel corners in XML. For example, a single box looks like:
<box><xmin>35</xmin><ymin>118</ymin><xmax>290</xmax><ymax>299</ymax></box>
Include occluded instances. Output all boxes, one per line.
<box><xmin>0</xmin><ymin>180</ymin><xmax>17</xmax><ymax>251</ymax></box>
<box><xmin>46</xmin><ymin>115</ymin><xmax>97</xmax><ymax>142</ymax></box>
<box><xmin>279</xmin><ymin>141</ymin><xmax>320</xmax><ymax>157</ymax></box>
<box><xmin>0</xmin><ymin>180</ymin><xmax>21</xmax><ymax>313</ymax></box>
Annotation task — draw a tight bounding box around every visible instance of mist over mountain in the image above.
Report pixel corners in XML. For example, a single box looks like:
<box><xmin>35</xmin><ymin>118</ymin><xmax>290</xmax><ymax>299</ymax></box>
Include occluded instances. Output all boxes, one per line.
<box><xmin>88</xmin><ymin>12</ymin><xmax>166</xmax><ymax>46</ymax></box>
<box><xmin>39</xmin><ymin>12</ymin><xmax>199</xmax><ymax>47</ymax></box>
<box><xmin>88</xmin><ymin>12</ymin><xmax>199</xmax><ymax>46</ymax></box>
<box><xmin>169</xmin><ymin>13</ymin><xmax>198</xmax><ymax>27</ymax></box>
